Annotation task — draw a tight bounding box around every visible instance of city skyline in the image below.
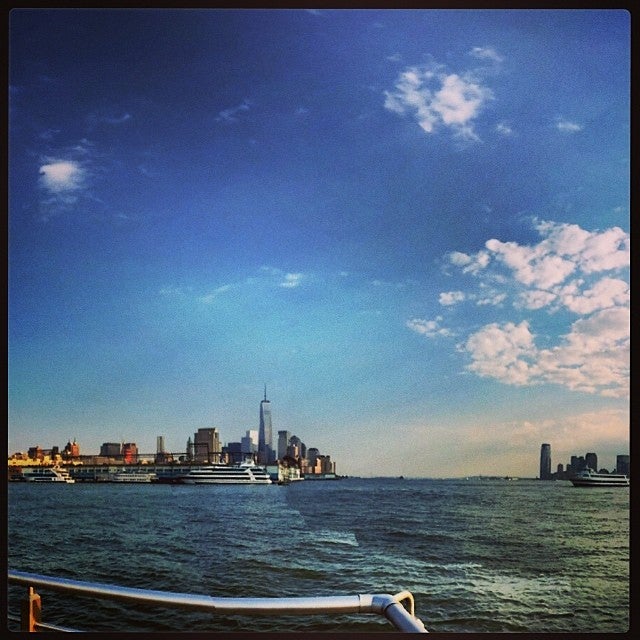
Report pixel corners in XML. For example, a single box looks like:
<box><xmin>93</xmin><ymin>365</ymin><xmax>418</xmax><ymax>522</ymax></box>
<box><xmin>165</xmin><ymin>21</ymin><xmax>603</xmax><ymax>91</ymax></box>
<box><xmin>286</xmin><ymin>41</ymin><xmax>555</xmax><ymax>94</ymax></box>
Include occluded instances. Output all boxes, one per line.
<box><xmin>8</xmin><ymin>9</ymin><xmax>629</xmax><ymax>478</ymax></box>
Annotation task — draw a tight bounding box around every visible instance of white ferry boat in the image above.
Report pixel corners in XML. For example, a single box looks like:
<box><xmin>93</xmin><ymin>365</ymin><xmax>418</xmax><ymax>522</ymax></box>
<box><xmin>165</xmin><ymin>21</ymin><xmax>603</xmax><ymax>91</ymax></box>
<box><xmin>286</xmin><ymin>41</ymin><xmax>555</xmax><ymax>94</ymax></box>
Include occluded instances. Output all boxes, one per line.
<box><xmin>570</xmin><ymin>468</ymin><xmax>629</xmax><ymax>487</ymax></box>
<box><xmin>22</xmin><ymin>466</ymin><xmax>75</xmax><ymax>483</ymax></box>
<box><xmin>111</xmin><ymin>470</ymin><xmax>158</xmax><ymax>483</ymax></box>
<box><xmin>179</xmin><ymin>459</ymin><xmax>272</xmax><ymax>485</ymax></box>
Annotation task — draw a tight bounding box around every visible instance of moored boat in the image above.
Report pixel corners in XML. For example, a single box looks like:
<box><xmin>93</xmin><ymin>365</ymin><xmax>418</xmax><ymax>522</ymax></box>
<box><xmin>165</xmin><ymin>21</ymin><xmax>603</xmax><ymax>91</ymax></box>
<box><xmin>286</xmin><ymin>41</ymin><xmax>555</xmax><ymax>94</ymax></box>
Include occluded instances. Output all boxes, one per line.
<box><xmin>22</xmin><ymin>466</ymin><xmax>75</xmax><ymax>483</ymax></box>
<box><xmin>179</xmin><ymin>459</ymin><xmax>272</xmax><ymax>484</ymax></box>
<box><xmin>570</xmin><ymin>468</ymin><xmax>629</xmax><ymax>487</ymax></box>
<box><xmin>111</xmin><ymin>470</ymin><xmax>158</xmax><ymax>483</ymax></box>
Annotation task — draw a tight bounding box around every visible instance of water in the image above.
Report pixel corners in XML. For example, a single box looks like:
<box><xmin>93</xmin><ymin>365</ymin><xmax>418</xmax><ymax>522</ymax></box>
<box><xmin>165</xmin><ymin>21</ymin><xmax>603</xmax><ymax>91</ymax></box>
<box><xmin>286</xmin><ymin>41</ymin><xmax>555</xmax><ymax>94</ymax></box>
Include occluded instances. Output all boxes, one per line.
<box><xmin>7</xmin><ymin>478</ymin><xmax>629</xmax><ymax>632</ymax></box>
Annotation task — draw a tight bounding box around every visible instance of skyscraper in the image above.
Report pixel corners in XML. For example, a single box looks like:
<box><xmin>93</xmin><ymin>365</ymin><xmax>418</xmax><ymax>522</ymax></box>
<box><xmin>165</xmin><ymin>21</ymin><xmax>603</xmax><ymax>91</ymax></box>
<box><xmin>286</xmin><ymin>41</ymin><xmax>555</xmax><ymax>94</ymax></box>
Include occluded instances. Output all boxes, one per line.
<box><xmin>277</xmin><ymin>430</ymin><xmax>291</xmax><ymax>460</ymax></box>
<box><xmin>540</xmin><ymin>443</ymin><xmax>551</xmax><ymax>480</ymax></box>
<box><xmin>258</xmin><ymin>386</ymin><xmax>273</xmax><ymax>464</ymax></box>
<box><xmin>585</xmin><ymin>452</ymin><xmax>598</xmax><ymax>472</ymax></box>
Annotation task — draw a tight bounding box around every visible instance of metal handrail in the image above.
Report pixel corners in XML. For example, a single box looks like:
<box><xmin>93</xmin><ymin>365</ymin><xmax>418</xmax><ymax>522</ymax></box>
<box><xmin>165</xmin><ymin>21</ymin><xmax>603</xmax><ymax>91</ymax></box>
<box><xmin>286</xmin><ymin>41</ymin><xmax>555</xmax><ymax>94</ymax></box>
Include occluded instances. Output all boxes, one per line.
<box><xmin>8</xmin><ymin>570</ymin><xmax>427</xmax><ymax>633</ymax></box>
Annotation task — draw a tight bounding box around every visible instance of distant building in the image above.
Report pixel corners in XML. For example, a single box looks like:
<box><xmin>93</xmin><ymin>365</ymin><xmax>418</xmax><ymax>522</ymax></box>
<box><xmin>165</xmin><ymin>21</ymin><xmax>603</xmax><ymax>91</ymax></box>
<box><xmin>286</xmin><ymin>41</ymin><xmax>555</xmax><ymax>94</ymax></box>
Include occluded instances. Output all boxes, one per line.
<box><xmin>585</xmin><ymin>452</ymin><xmax>598</xmax><ymax>472</ymax></box>
<box><xmin>100</xmin><ymin>442</ymin><xmax>121</xmax><ymax>457</ymax></box>
<box><xmin>287</xmin><ymin>435</ymin><xmax>306</xmax><ymax>460</ymax></box>
<box><xmin>241</xmin><ymin>430</ymin><xmax>258</xmax><ymax>455</ymax></box>
<box><xmin>194</xmin><ymin>428</ymin><xmax>221</xmax><ymax>463</ymax></box>
<box><xmin>301</xmin><ymin>453</ymin><xmax>335</xmax><ymax>476</ymax></box>
<box><xmin>122</xmin><ymin>442</ymin><xmax>138</xmax><ymax>464</ymax></box>
<box><xmin>63</xmin><ymin>439</ymin><xmax>80</xmax><ymax>458</ymax></box>
<box><xmin>155</xmin><ymin>436</ymin><xmax>172</xmax><ymax>463</ymax></box>
<box><xmin>277</xmin><ymin>430</ymin><xmax>291</xmax><ymax>461</ymax></box>
<box><xmin>539</xmin><ymin>444</ymin><xmax>552</xmax><ymax>480</ymax></box>
<box><xmin>571</xmin><ymin>455</ymin><xmax>586</xmax><ymax>473</ymax></box>
<box><xmin>616</xmin><ymin>455</ymin><xmax>630</xmax><ymax>476</ymax></box>
<box><xmin>28</xmin><ymin>446</ymin><xmax>44</xmax><ymax>461</ymax></box>
<box><xmin>258</xmin><ymin>387</ymin><xmax>274</xmax><ymax>464</ymax></box>
<box><xmin>224</xmin><ymin>441</ymin><xmax>243</xmax><ymax>463</ymax></box>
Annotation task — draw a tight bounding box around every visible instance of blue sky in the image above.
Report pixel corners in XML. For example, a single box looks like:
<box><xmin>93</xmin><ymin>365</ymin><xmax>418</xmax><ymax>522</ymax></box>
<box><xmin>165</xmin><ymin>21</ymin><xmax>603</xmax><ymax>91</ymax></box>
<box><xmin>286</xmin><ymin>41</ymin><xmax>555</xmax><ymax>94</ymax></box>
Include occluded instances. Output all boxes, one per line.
<box><xmin>9</xmin><ymin>9</ymin><xmax>630</xmax><ymax>477</ymax></box>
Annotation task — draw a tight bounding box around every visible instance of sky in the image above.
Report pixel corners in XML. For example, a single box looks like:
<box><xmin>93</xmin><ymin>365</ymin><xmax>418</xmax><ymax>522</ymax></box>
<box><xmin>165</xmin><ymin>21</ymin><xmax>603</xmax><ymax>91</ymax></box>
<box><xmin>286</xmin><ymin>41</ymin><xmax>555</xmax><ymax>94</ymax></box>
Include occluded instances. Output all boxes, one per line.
<box><xmin>8</xmin><ymin>8</ymin><xmax>630</xmax><ymax>477</ymax></box>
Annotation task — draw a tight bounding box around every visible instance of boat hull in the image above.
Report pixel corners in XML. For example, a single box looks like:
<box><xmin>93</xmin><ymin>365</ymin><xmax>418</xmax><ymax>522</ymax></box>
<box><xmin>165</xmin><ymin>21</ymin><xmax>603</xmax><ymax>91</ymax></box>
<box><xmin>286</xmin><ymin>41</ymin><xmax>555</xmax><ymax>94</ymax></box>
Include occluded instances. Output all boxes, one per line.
<box><xmin>570</xmin><ymin>479</ymin><xmax>629</xmax><ymax>487</ymax></box>
<box><xmin>180</xmin><ymin>480</ymin><xmax>271</xmax><ymax>484</ymax></box>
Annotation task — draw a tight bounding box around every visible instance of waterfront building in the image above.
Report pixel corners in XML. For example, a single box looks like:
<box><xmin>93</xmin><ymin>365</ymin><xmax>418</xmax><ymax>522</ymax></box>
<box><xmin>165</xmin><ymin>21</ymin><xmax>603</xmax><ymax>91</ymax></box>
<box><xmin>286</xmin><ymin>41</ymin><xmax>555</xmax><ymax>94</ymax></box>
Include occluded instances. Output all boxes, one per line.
<box><xmin>194</xmin><ymin>428</ymin><xmax>221</xmax><ymax>463</ymax></box>
<box><xmin>539</xmin><ymin>443</ymin><xmax>551</xmax><ymax>480</ymax></box>
<box><xmin>27</xmin><ymin>446</ymin><xmax>43</xmax><ymax>461</ymax></box>
<box><xmin>307</xmin><ymin>447</ymin><xmax>319</xmax><ymax>466</ymax></box>
<box><xmin>63</xmin><ymin>439</ymin><xmax>80</xmax><ymax>458</ymax></box>
<box><xmin>258</xmin><ymin>388</ymin><xmax>274</xmax><ymax>465</ymax></box>
<box><xmin>585</xmin><ymin>452</ymin><xmax>598</xmax><ymax>472</ymax></box>
<box><xmin>277</xmin><ymin>430</ymin><xmax>291</xmax><ymax>461</ymax></box>
<box><xmin>122</xmin><ymin>442</ymin><xmax>138</xmax><ymax>464</ymax></box>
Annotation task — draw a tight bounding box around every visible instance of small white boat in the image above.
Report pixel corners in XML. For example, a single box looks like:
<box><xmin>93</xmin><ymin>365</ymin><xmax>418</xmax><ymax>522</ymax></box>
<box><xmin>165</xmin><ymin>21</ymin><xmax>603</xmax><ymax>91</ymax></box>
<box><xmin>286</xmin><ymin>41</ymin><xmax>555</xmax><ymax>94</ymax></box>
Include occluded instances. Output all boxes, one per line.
<box><xmin>179</xmin><ymin>459</ymin><xmax>272</xmax><ymax>484</ymax></box>
<box><xmin>570</xmin><ymin>468</ymin><xmax>629</xmax><ymax>487</ymax></box>
<box><xmin>111</xmin><ymin>470</ymin><xmax>158</xmax><ymax>483</ymax></box>
<box><xmin>22</xmin><ymin>466</ymin><xmax>75</xmax><ymax>483</ymax></box>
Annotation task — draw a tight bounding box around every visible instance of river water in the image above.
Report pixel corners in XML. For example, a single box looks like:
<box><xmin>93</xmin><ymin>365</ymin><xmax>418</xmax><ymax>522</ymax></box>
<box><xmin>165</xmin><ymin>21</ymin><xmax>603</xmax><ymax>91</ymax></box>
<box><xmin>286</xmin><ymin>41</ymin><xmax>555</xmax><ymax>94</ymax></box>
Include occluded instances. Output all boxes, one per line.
<box><xmin>7</xmin><ymin>477</ymin><xmax>629</xmax><ymax>633</ymax></box>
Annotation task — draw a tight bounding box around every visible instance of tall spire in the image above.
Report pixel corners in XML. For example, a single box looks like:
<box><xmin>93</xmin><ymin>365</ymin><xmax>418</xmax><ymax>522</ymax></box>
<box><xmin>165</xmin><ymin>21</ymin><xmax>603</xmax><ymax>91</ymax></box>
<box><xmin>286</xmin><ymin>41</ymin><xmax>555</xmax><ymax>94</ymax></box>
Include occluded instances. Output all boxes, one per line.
<box><xmin>264</xmin><ymin>384</ymin><xmax>267</xmax><ymax>402</ymax></box>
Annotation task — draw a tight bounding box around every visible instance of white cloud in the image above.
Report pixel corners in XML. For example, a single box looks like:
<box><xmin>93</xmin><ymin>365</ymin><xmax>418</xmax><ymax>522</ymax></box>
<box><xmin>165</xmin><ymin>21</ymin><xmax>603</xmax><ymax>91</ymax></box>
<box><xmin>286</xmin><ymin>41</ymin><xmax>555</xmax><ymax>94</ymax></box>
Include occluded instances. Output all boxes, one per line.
<box><xmin>555</xmin><ymin>117</ymin><xmax>583</xmax><ymax>133</ymax></box>
<box><xmin>440</xmin><ymin>220</ymin><xmax>629</xmax><ymax>397</ymax></box>
<box><xmin>384</xmin><ymin>61</ymin><xmax>493</xmax><ymax>140</ymax></box>
<box><xmin>407</xmin><ymin>317</ymin><xmax>451</xmax><ymax>338</ymax></box>
<box><xmin>469</xmin><ymin>46</ymin><xmax>503</xmax><ymax>63</ymax></box>
<box><xmin>462</xmin><ymin>307</ymin><xmax>629</xmax><ymax>398</ymax></box>
<box><xmin>496</xmin><ymin>121</ymin><xmax>513</xmax><ymax>135</ymax></box>
<box><xmin>280</xmin><ymin>273</ymin><xmax>304</xmax><ymax>288</ymax></box>
<box><xmin>439</xmin><ymin>290</ymin><xmax>466</xmax><ymax>306</ymax></box>
<box><xmin>446</xmin><ymin>250</ymin><xmax>491</xmax><ymax>274</ymax></box>
<box><xmin>463</xmin><ymin>320</ymin><xmax>536</xmax><ymax>385</ymax></box>
<box><xmin>38</xmin><ymin>160</ymin><xmax>84</xmax><ymax>193</ymax></box>
<box><xmin>482</xmin><ymin>222</ymin><xmax>630</xmax><ymax>292</ymax></box>
<box><xmin>476</xmin><ymin>291</ymin><xmax>507</xmax><ymax>306</ymax></box>
<box><xmin>533</xmin><ymin>307</ymin><xmax>629</xmax><ymax>397</ymax></box>
<box><xmin>557</xmin><ymin>277</ymin><xmax>629</xmax><ymax>314</ymax></box>
<box><xmin>485</xmin><ymin>238</ymin><xmax>577</xmax><ymax>288</ymax></box>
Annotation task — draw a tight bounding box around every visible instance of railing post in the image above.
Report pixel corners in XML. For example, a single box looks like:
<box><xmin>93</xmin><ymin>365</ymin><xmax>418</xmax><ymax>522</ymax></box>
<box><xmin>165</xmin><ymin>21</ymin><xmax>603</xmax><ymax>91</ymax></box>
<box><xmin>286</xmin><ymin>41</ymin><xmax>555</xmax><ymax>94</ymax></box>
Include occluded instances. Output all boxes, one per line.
<box><xmin>20</xmin><ymin>586</ymin><xmax>42</xmax><ymax>632</ymax></box>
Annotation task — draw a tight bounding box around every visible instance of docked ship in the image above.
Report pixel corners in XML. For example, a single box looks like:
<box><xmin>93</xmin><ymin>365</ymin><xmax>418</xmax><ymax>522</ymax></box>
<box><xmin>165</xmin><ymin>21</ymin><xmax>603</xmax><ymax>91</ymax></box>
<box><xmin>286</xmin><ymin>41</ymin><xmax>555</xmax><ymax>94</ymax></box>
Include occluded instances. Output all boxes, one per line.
<box><xmin>179</xmin><ymin>459</ymin><xmax>272</xmax><ymax>484</ymax></box>
<box><xmin>570</xmin><ymin>468</ymin><xmax>629</xmax><ymax>487</ymax></box>
<box><xmin>111</xmin><ymin>470</ymin><xmax>158</xmax><ymax>483</ymax></box>
<box><xmin>22</xmin><ymin>466</ymin><xmax>75</xmax><ymax>483</ymax></box>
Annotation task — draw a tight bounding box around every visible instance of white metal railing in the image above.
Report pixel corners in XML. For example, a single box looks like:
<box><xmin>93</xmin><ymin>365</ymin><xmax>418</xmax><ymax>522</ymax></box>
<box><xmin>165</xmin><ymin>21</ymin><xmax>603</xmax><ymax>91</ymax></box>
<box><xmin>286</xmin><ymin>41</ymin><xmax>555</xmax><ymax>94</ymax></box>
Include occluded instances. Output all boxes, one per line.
<box><xmin>8</xmin><ymin>570</ymin><xmax>427</xmax><ymax>633</ymax></box>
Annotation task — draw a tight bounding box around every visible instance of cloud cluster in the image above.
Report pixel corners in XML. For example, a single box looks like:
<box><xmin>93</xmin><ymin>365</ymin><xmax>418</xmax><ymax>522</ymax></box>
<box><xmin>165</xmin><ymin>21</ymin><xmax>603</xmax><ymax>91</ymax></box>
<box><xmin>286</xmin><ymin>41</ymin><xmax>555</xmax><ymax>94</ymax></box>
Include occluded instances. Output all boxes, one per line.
<box><xmin>384</xmin><ymin>52</ymin><xmax>495</xmax><ymax>141</ymax></box>
<box><xmin>406</xmin><ymin>317</ymin><xmax>451</xmax><ymax>338</ymax></box>
<box><xmin>39</xmin><ymin>160</ymin><xmax>85</xmax><ymax>193</ymax></box>
<box><xmin>410</xmin><ymin>220</ymin><xmax>630</xmax><ymax>398</ymax></box>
